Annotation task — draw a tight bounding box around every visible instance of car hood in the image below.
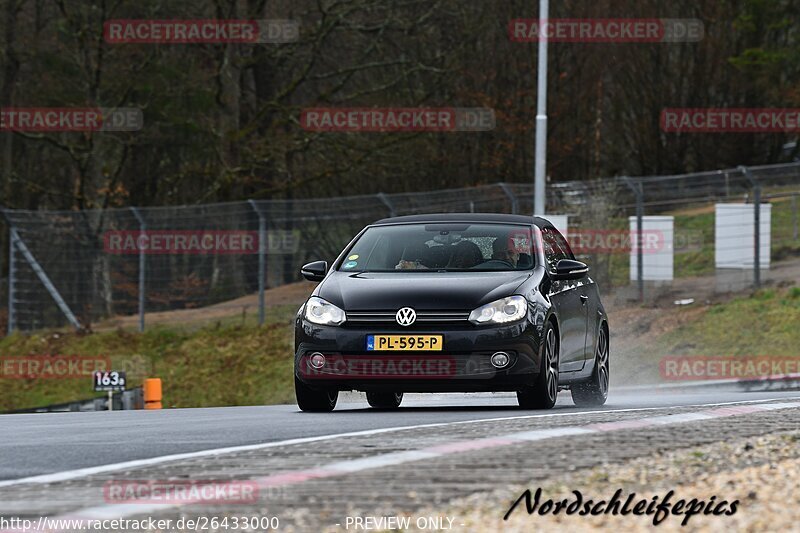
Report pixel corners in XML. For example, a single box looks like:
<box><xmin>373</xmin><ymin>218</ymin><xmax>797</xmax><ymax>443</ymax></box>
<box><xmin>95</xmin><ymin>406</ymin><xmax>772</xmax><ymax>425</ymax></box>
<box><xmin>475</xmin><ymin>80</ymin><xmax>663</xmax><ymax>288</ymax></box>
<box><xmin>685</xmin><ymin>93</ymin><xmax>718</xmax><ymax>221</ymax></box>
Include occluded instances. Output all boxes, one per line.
<box><xmin>316</xmin><ymin>271</ymin><xmax>532</xmax><ymax>311</ymax></box>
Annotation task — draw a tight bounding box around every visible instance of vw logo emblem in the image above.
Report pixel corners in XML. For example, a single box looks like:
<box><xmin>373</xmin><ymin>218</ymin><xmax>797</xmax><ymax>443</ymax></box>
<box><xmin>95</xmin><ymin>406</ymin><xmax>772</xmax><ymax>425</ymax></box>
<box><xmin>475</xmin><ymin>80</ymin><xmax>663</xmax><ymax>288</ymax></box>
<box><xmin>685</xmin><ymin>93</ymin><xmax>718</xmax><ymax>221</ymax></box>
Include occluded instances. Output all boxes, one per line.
<box><xmin>395</xmin><ymin>307</ymin><xmax>417</xmax><ymax>326</ymax></box>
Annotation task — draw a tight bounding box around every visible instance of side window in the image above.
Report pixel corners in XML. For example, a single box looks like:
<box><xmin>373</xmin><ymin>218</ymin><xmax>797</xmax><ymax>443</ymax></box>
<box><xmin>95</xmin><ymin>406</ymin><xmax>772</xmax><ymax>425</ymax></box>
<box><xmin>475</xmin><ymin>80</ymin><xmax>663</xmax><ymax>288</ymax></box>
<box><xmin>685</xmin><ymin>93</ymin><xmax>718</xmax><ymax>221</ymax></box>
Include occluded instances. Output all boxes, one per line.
<box><xmin>541</xmin><ymin>227</ymin><xmax>573</xmax><ymax>270</ymax></box>
<box><xmin>552</xmin><ymin>228</ymin><xmax>575</xmax><ymax>260</ymax></box>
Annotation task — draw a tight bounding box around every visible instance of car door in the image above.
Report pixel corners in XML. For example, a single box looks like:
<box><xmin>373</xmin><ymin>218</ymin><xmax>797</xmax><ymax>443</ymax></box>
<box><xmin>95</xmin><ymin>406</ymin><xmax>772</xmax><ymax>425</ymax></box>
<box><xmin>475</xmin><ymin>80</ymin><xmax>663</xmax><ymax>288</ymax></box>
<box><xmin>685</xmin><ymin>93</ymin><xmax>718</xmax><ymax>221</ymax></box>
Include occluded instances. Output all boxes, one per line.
<box><xmin>541</xmin><ymin>226</ymin><xmax>588</xmax><ymax>372</ymax></box>
<box><xmin>581</xmin><ymin>281</ymin><xmax>601</xmax><ymax>367</ymax></box>
<box><xmin>555</xmin><ymin>228</ymin><xmax>595</xmax><ymax>369</ymax></box>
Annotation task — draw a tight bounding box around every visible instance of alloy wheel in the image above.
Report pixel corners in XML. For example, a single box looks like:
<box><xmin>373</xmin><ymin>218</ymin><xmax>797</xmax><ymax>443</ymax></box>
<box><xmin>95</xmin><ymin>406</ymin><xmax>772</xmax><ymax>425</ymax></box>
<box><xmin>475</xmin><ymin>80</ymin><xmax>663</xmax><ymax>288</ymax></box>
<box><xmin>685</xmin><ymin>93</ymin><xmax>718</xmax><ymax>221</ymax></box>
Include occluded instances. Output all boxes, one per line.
<box><xmin>545</xmin><ymin>327</ymin><xmax>558</xmax><ymax>402</ymax></box>
<box><xmin>596</xmin><ymin>327</ymin><xmax>609</xmax><ymax>398</ymax></box>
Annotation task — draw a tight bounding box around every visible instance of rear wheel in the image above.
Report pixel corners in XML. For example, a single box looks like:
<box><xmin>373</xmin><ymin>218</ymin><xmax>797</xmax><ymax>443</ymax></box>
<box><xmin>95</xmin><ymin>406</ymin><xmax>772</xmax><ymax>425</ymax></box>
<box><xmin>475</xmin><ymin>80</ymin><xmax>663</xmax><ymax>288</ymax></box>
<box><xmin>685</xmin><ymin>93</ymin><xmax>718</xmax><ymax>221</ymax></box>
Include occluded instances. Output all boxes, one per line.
<box><xmin>571</xmin><ymin>324</ymin><xmax>609</xmax><ymax>407</ymax></box>
<box><xmin>295</xmin><ymin>377</ymin><xmax>338</xmax><ymax>412</ymax></box>
<box><xmin>518</xmin><ymin>321</ymin><xmax>559</xmax><ymax>409</ymax></box>
<box><xmin>366</xmin><ymin>391</ymin><xmax>403</xmax><ymax>409</ymax></box>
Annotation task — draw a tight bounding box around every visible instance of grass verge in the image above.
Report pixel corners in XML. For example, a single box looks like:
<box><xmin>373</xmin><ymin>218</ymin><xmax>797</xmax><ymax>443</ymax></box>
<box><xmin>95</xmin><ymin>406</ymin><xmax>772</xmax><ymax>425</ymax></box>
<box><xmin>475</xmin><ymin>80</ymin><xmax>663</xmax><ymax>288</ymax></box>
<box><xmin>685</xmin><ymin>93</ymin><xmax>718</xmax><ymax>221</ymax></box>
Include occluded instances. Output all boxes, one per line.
<box><xmin>615</xmin><ymin>285</ymin><xmax>800</xmax><ymax>384</ymax></box>
<box><xmin>657</xmin><ymin>286</ymin><xmax>800</xmax><ymax>355</ymax></box>
<box><xmin>0</xmin><ymin>304</ymin><xmax>298</xmax><ymax>411</ymax></box>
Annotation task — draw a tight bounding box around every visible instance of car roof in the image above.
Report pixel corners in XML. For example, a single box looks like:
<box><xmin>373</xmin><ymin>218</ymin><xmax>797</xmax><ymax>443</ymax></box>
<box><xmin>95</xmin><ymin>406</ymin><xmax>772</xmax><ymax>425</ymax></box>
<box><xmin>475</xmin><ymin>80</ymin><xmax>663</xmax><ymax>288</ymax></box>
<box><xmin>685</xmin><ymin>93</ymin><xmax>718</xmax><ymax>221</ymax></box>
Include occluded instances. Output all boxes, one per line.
<box><xmin>372</xmin><ymin>213</ymin><xmax>553</xmax><ymax>227</ymax></box>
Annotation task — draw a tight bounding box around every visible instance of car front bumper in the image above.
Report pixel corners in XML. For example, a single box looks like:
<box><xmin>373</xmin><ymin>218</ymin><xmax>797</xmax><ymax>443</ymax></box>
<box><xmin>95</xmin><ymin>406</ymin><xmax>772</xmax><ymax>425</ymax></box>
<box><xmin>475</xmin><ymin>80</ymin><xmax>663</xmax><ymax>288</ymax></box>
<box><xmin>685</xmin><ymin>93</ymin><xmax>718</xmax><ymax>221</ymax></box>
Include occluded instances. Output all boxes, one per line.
<box><xmin>294</xmin><ymin>318</ymin><xmax>543</xmax><ymax>393</ymax></box>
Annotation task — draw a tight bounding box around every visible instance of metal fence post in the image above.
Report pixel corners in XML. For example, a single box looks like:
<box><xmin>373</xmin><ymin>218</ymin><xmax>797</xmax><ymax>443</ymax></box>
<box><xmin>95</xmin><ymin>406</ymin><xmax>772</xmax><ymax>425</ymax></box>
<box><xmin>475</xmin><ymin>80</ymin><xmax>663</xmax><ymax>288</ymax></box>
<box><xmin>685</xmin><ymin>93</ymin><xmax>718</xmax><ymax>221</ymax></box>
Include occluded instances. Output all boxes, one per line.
<box><xmin>623</xmin><ymin>177</ymin><xmax>644</xmax><ymax>303</ymax></box>
<box><xmin>723</xmin><ymin>170</ymin><xmax>730</xmax><ymax>198</ymax></box>
<box><xmin>7</xmin><ymin>225</ymin><xmax>15</xmax><ymax>334</ymax></box>
<box><xmin>754</xmin><ymin>185</ymin><xmax>761</xmax><ymax>289</ymax></box>
<box><xmin>498</xmin><ymin>183</ymin><xmax>519</xmax><ymax>214</ymax></box>
<box><xmin>248</xmin><ymin>200</ymin><xmax>266</xmax><ymax>326</ymax></box>
<box><xmin>376</xmin><ymin>193</ymin><xmax>396</xmax><ymax>217</ymax></box>
<box><xmin>739</xmin><ymin>166</ymin><xmax>760</xmax><ymax>289</ymax></box>
<box><xmin>8</xmin><ymin>226</ymin><xmax>81</xmax><ymax>329</ymax></box>
<box><xmin>129</xmin><ymin>207</ymin><xmax>146</xmax><ymax>332</ymax></box>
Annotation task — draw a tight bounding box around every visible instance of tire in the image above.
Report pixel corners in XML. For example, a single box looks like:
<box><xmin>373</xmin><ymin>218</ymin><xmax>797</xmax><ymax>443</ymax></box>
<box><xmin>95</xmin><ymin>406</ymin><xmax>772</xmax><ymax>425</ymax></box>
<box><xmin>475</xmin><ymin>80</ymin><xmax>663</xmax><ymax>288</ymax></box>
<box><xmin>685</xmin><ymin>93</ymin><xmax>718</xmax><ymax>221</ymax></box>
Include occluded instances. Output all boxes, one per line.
<box><xmin>517</xmin><ymin>321</ymin><xmax>559</xmax><ymax>409</ymax></box>
<box><xmin>295</xmin><ymin>377</ymin><xmax>338</xmax><ymax>412</ymax></box>
<box><xmin>366</xmin><ymin>391</ymin><xmax>403</xmax><ymax>409</ymax></box>
<box><xmin>571</xmin><ymin>323</ymin><xmax>609</xmax><ymax>407</ymax></box>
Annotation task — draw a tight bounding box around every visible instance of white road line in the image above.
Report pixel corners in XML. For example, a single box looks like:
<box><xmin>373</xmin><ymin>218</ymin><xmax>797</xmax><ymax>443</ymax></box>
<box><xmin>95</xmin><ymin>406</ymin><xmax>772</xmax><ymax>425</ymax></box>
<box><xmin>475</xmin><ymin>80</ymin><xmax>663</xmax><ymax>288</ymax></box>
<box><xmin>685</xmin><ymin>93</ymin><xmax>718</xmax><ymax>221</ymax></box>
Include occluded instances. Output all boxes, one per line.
<box><xmin>0</xmin><ymin>395</ymin><xmax>798</xmax><ymax>490</ymax></box>
<box><xmin>327</xmin><ymin>450</ymin><xmax>441</xmax><ymax>472</ymax></box>
<box><xmin>509</xmin><ymin>427</ymin><xmax>595</xmax><ymax>441</ymax></box>
<box><xmin>4</xmin><ymin>399</ymin><xmax>797</xmax><ymax>533</ymax></box>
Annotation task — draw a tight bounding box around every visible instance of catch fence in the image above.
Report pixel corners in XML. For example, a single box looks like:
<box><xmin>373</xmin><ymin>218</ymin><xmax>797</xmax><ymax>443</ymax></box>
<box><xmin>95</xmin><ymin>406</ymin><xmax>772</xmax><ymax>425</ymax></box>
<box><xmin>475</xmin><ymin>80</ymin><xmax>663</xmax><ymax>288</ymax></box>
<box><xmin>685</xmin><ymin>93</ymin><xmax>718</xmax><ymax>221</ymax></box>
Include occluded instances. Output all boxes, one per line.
<box><xmin>2</xmin><ymin>162</ymin><xmax>800</xmax><ymax>333</ymax></box>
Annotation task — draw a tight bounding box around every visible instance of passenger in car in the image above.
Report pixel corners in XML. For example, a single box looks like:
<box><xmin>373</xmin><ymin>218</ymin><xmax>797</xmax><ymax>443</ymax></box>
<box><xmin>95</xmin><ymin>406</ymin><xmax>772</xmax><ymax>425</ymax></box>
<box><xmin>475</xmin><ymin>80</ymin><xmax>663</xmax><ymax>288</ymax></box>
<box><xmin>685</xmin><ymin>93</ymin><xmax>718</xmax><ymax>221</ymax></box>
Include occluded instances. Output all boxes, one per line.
<box><xmin>395</xmin><ymin>243</ymin><xmax>430</xmax><ymax>269</ymax></box>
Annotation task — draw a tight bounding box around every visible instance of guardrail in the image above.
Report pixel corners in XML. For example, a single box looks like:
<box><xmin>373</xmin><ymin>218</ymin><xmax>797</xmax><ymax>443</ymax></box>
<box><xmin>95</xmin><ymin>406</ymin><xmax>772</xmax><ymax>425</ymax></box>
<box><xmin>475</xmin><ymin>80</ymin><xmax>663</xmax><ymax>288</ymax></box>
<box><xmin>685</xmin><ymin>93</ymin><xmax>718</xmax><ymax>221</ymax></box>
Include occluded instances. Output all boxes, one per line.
<box><xmin>1</xmin><ymin>387</ymin><xmax>144</xmax><ymax>414</ymax></box>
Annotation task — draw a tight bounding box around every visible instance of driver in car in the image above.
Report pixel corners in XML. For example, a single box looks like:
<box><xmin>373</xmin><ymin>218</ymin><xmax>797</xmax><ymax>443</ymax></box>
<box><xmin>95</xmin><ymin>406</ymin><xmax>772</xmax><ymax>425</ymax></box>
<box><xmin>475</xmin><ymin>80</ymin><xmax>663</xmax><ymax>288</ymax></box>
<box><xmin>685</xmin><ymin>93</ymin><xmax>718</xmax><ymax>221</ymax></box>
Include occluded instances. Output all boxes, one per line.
<box><xmin>491</xmin><ymin>237</ymin><xmax>520</xmax><ymax>267</ymax></box>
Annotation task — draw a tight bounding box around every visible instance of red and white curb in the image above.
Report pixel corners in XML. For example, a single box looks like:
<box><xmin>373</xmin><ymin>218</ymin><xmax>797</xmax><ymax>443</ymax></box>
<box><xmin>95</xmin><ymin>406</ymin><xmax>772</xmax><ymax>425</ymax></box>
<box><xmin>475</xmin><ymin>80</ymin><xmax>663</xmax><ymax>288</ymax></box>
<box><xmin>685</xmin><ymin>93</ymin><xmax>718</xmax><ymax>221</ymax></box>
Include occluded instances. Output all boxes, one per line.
<box><xmin>2</xmin><ymin>399</ymin><xmax>799</xmax><ymax>532</ymax></box>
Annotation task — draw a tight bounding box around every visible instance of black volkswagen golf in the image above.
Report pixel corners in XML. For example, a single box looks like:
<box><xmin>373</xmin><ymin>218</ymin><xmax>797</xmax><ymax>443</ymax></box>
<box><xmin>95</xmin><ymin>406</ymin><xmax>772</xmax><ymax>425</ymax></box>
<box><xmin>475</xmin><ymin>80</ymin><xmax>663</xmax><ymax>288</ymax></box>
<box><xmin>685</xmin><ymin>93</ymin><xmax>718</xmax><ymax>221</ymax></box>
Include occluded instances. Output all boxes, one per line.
<box><xmin>294</xmin><ymin>214</ymin><xmax>609</xmax><ymax>412</ymax></box>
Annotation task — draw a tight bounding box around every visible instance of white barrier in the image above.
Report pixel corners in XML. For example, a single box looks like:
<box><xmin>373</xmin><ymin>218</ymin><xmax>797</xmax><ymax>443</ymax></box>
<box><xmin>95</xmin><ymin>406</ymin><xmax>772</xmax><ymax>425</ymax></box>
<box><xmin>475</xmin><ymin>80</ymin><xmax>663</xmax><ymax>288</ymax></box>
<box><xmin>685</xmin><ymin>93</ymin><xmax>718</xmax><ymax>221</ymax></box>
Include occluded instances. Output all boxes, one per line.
<box><xmin>715</xmin><ymin>203</ymin><xmax>771</xmax><ymax>269</ymax></box>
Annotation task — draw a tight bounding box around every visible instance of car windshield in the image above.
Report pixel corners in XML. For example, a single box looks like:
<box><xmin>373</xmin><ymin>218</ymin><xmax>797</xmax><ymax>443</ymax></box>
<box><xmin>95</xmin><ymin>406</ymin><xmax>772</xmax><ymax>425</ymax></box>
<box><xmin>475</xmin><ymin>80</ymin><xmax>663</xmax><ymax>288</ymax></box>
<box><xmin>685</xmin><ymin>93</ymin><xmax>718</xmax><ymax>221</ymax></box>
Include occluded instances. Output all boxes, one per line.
<box><xmin>339</xmin><ymin>223</ymin><xmax>534</xmax><ymax>272</ymax></box>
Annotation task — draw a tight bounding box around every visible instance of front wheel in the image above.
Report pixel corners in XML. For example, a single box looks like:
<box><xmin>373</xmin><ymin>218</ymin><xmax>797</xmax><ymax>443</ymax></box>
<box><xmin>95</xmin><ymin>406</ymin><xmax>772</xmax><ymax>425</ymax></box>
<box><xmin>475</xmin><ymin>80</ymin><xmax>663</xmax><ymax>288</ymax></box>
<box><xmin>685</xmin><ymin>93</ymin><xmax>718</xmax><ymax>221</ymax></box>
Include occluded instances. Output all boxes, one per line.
<box><xmin>571</xmin><ymin>324</ymin><xmax>609</xmax><ymax>407</ymax></box>
<box><xmin>518</xmin><ymin>321</ymin><xmax>559</xmax><ymax>409</ymax></box>
<box><xmin>295</xmin><ymin>377</ymin><xmax>338</xmax><ymax>412</ymax></box>
<box><xmin>366</xmin><ymin>391</ymin><xmax>403</xmax><ymax>409</ymax></box>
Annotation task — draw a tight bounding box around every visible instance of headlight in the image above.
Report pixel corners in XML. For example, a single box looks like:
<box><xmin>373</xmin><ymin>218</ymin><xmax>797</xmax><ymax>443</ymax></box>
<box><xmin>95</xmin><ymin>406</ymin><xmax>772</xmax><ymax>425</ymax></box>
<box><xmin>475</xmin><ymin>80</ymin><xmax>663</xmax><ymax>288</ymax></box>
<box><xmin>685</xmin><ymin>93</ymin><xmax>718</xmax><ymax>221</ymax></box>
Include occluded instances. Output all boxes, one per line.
<box><xmin>469</xmin><ymin>295</ymin><xmax>527</xmax><ymax>325</ymax></box>
<box><xmin>304</xmin><ymin>296</ymin><xmax>346</xmax><ymax>326</ymax></box>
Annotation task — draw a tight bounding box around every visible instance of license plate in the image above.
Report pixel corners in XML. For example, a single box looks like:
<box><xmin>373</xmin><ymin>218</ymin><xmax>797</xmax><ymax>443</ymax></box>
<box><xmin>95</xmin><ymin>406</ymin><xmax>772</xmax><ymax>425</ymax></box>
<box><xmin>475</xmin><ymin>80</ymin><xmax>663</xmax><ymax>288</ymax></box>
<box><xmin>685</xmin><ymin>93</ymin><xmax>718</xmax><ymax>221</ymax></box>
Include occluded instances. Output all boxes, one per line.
<box><xmin>366</xmin><ymin>335</ymin><xmax>443</xmax><ymax>351</ymax></box>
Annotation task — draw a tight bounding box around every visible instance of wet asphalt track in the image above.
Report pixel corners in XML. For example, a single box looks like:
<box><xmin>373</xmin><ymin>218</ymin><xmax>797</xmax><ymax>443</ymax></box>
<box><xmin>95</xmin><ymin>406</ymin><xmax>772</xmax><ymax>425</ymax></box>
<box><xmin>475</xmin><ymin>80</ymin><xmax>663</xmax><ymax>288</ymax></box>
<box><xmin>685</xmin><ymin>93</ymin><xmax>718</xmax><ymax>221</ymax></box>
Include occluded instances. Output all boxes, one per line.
<box><xmin>2</xmin><ymin>387</ymin><xmax>799</xmax><ymax>482</ymax></box>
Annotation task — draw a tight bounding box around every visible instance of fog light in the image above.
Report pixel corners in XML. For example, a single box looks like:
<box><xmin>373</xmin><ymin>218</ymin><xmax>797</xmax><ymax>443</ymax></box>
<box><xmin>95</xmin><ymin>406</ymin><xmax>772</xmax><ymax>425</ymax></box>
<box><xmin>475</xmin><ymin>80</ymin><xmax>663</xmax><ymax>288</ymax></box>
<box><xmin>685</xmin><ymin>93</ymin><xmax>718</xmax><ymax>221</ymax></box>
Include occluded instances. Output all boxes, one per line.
<box><xmin>309</xmin><ymin>352</ymin><xmax>326</xmax><ymax>369</ymax></box>
<box><xmin>490</xmin><ymin>351</ymin><xmax>510</xmax><ymax>369</ymax></box>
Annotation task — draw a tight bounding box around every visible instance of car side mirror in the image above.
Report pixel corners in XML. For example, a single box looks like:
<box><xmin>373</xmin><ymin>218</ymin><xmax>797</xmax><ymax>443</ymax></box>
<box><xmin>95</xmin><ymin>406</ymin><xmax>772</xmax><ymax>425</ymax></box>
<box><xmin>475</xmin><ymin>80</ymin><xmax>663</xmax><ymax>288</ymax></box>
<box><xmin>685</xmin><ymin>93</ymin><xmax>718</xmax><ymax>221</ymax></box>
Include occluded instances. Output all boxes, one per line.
<box><xmin>552</xmin><ymin>259</ymin><xmax>589</xmax><ymax>280</ymax></box>
<box><xmin>301</xmin><ymin>260</ymin><xmax>328</xmax><ymax>282</ymax></box>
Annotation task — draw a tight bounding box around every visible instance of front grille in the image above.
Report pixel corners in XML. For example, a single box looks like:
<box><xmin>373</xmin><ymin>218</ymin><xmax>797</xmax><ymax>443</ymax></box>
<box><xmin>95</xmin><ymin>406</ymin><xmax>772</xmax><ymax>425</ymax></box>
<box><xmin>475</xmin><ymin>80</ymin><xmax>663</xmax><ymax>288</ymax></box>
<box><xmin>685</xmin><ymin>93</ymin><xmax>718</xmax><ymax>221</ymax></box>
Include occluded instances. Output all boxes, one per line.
<box><xmin>346</xmin><ymin>310</ymin><xmax>471</xmax><ymax>325</ymax></box>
